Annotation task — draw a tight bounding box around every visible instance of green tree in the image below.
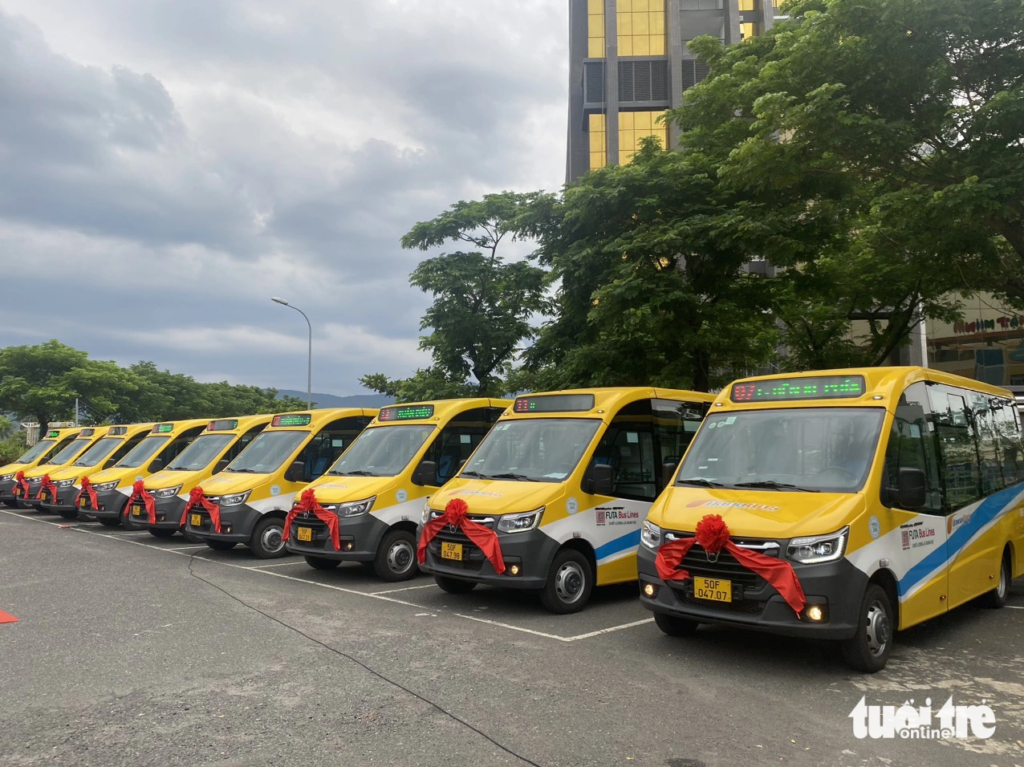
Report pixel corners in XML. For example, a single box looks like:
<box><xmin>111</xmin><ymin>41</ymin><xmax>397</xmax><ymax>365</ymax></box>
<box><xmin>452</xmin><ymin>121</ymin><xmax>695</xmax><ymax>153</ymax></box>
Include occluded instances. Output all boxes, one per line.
<box><xmin>0</xmin><ymin>415</ymin><xmax>28</xmax><ymax>464</ymax></box>
<box><xmin>361</xmin><ymin>192</ymin><xmax>553</xmax><ymax>398</ymax></box>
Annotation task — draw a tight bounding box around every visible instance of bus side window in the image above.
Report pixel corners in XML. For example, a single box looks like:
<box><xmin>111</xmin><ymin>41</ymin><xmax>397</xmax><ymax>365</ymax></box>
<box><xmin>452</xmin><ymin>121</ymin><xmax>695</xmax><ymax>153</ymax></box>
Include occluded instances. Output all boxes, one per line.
<box><xmin>591</xmin><ymin>400</ymin><xmax>657</xmax><ymax>501</ymax></box>
<box><xmin>223</xmin><ymin>425</ymin><xmax>264</xmax><ymax>464</ymax></box>
<box><xmin>422</xmin><ymin>408</ymin><xmax>499</xmax><ymax>485</ymax></box>
<box><xmin>109</xmin><ymin>434</ymin><xmax>145</xmax><ymax>465</ymax></box>
<box><xmin>158</xmin><ymin>426</ymin><xmax>206</xmax><ymax>466</ymax></box>
<box><xmin>883</xmin><ymin>383</ymin><xmax>943</xmax><ymax>513</ymax></box>
<box><xmin>972</xmin><ymin>398</ymin><xmax>1006</xmax><ymax>495</ymax></box>
<box><xmin>928</xmin><ymin>387</ymin><xmax>982</xmax><ymax>511</ymax></box>
<box><xmin>994</xmin><ymin>401</ymin><xmax>1024</xmax><ymax>484</ymax></box>
<box><xmin>652</xmin><ymin>398</ymin><xmax>707</xmax><ymax>490</ymax></box>
<box><xmin>304</xmin><ymin>417</ymin><xmax>371</xmax><ymax>481</ymax></box>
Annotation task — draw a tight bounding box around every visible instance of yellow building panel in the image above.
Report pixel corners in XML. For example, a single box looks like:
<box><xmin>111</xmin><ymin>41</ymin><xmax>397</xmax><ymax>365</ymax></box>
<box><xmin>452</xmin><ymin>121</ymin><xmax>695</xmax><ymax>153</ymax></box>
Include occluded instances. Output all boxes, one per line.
<box><xmin>588</xmin><ymin>0</ymin><xmax>604</xmax><ymax>12</ymax></box>
<box><xmin>588</xmin><ymin>38</ymin><xmax>605</xmax><ymax>57</ymax></box>
<box><xmin>617</xmin><ymin>12</ymin><xmax>632</xmax><ymax>35</ymax></box>
<box><xmin>650</xmin><ymin>12</ymin><xmax>665</xmax><ymax>35</ymax></box>
<box><xmin>616</xmin><ymin>1</ymin><xmax>666</xmax><ymax>59</ymax></box>
<box><xmin>634</xmin><ymin>0</ymin><xmax>650</xmax><ymax>11</ymax></box>
<box><xmin>633</xmin><ymin>12</ymin><xmax>649</xmax><ymax>34</ymax></box>
<box><xmin>619</xmin><ymin>36</ymin><xmax>633</xmax><ymax>56</ymax></box>
<box><xmin>650</xmin><ymin>35</ymin><xmax>666</xmax><ymax>55</ymax></box>
<box><xmin>619</xmin><ymin>0</ymin><xmax>632</xmax><ymax>10</ymax></box>
<box><xmin>739</xmin><ymin>0</ymin><xmax>755</xmax><ymax>10</ymax></box>
<box><xmin>741</xmin><ymin>22</ymin><xmax>756</xmax><ymax>39</ymax></box>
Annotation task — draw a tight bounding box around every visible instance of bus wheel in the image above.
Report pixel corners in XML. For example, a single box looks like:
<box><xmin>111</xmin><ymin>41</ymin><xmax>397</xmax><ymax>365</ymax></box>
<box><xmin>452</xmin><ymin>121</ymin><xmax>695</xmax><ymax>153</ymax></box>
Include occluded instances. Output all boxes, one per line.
<box><xmin>99</xmin><ymin>518</ymin><xmax>121</xmax><ymax>528</ymax></box>
<box><xmin>540</xmin><ymin>549</ymin><xmax>593</xmax><ymax>614</ymax></box>
<box><xmin>374</xmin><ymin>529</ymin><xmax>418</xmax><ymax>582</ymax></box>
<box><xmin>434</xmin><ymin>575</ymin><xmax>476</xmax><ymax>594</ymax></box>
<box><xmin>206</xmin><ymin>540</ymin><xmax>236</xmax><ymax>552</ymax></box>
<box><xmin>251</xmin><ymin>517</ymin><xmax>287</xmax><ymax>559</ymax></box>
<box><xmin>304</xmin><ymin>555</ymin><xmax>341</xmax><ymax>570</ymax></box>
<box><xmin>148</xmin><ymin>528</ymin><xmax>176</xmax><ymax>539</ymax></box>
<box><xmin>841</xmin><ymin>584</ymin><xmax>893</xmax><ymax>673</ymax></box>
<box><xmin>980</xmin><ymin>551</ymin><xmax>1011</xmax><ymax>609</ymax></box>
<box><xmin>654</xmin><ymin>611</ymin><xmax>700</xmax><ymax>637</ymax></box>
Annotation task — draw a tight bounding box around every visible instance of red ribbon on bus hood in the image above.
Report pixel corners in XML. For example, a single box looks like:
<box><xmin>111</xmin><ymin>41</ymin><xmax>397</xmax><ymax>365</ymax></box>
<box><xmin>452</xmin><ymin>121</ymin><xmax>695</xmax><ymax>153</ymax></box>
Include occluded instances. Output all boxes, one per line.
<box><xmin>417</xmin><ymin>498</ymin><xmax>506</xmax><ymax>575</ymax></box>
<box><xmin>180</xmin><ymin>486</ymin><xmax>222</xmax><ymax>533</ymax></box>
<box><xmin>75</xmin><ymin>476</ymin><xmax>98</xmax><ymax>510</ymax></box>
<box><xmin>282</xmin><ymin>489</ymin><xmax>340</xmax><ymax>551</ymax></box>
<box><xmin>124</xmin><ymin>480</ymin><xmax>157</xmax><ymax>524</ymax></box>
<box><xmin>13</xmin><ymin>471</ymin><xmax>29</xmax><ymax>498</ymax></box>
<box><xmin>36</xmin><ymin>474</ymin><xmax>57</xmax><ymax>502</ymax></box>
<box><xmin>654</xmin><ymin>514</ymin><xmax>806</xmax><ymax>616</ymax></box>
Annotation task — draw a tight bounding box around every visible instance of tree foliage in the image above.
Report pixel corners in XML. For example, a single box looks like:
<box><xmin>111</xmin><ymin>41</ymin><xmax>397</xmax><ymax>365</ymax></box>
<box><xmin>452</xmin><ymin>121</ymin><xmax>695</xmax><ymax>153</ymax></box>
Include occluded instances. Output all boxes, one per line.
<box><xmin>361</xmin><ymin>192</ymin><xmax>554</xmax><ymax>399</ymax></box>
<box><xmin>0</xmin><ymin>340</ymin><xmax>305</xmax><ymax>427</ymax></box>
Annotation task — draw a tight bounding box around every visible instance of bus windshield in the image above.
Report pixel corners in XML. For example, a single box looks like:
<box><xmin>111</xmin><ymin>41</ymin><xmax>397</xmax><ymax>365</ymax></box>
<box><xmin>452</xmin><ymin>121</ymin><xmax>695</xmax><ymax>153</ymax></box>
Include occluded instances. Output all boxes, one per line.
<box><xmin>329</xmin><ymin>425</ymin><xmax>434</xmax><ymax>477</ymax></box>
<box><xmin>676</xmin><ymin>407</ymin><xmax>885</xmax><ymax>493</ymax></box>
<box><xmin>73</xmin><ymin>437</ymin><xmax>124</xmax><ymax>467</ymax></box>
<box><xmin>116</xmin><ymin>436</ymin><xmax>170</xmax><ymax>469</ymax></box>
<box><xmin>45</xmin><ymin>439</ymin><xmax>92</xmax><ymax>466</ymax></box>
<box><xmin>15</xmin><ymin>439</ymin><xmax>56</xmax><ymax>464</ymax></box>
<box><xmin>168</xmin><ymin>434</ymin><xmax>234</xmax><ymax>471</ymax></box>
<box><xmin>225</xmin><ymin>431</ymin><xmax>306</xmax><ymax>475</ymax></box>
<box><xmin>462</xmin><ymin>418</ymin><xmax>602</xmax><ymax>483</ymax></box>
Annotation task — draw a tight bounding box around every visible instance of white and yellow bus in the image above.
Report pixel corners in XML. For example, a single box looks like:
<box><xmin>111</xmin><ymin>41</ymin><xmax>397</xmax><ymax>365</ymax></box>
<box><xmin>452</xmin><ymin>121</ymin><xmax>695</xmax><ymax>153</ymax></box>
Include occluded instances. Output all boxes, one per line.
<box><xmin>0</xmin><ymin>427</ymin><xmax>85</xmax><ymax>507</ymax></box>
<box><xmin>638</xmin><ymin>367</ymin><xmax>1024</xmax><ymax>672</ymax></box>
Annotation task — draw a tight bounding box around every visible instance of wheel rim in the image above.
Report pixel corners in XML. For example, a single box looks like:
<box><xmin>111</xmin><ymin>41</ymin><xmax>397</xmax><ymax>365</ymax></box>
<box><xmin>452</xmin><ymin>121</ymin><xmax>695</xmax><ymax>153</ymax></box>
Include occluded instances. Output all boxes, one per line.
<box><xmin>997</xmin><ymin>562</ymin><xmax>1008</xmax><ymax>599</ymax></box>
<box><xmin>387</xmin><ymin>540</ymin><xmax>414</xmax><ymax>574</ymax></box>
<box><xmin>261</xmin><ymin>525</ymin><xmax>284</xmax><ymax>554</ymax></box>
<box><xmin>554</xmin><ymin>562</ymin><xmax>586</xmax><ymax>604</ymax></box>
<box><xmin>865</xmin><ymin>601</ymin><xmax>891</xmax><ymax>657</ymax></box>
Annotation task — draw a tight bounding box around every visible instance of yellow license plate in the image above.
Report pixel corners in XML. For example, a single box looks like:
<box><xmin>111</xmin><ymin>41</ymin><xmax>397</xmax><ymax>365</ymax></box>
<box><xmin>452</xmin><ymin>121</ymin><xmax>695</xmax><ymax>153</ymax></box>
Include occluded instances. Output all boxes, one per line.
<box><xmin>440</xmin><ymin>542</ymin><xmax>463</xmax><ymax>561</ymax></box>
<box><xmin>694</xmin><ymin>576</ymin><xmax>732</xmax><ymax>603</ymax></box>
<box><xmin>190</xmin><ymin>513</ymin><xmax>202</xmax><ymax>527</ymax></box>
<box><xmin>78</xmin><ymin>498</ymin><xmax>87</xmax><ymax>508</ymax></box>
<box><xmin>297</xmin><ymin>527</ymin><xmax>312</xmax><ymax>542</ymax></box>
<box><xmin>132</xmin><ymin>506</ymin><xmax>142</xmax><ymax>516</ymax></box>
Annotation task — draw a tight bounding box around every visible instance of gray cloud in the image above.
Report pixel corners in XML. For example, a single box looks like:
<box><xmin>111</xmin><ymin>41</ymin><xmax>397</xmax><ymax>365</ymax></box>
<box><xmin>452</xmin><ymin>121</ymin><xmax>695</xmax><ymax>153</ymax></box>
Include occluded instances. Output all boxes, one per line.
<box><xmin>0</xmin><ymin>1</ymin><xmax>567</xmax><ymax>394</ymax></box>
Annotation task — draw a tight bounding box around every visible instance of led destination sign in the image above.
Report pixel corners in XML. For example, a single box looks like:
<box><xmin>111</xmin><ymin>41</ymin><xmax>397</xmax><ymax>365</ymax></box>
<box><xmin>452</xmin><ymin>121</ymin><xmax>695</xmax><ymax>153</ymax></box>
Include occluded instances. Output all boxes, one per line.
<box><xmin>272</xmin><ymin>414</ymin><xmax>312</xmax><ymax>427</ymax></box>
<box><xmin>731</xmin><ymin>376</ymin><xmax>867</xmax><ymax>403</ymax></box>
<box><xmin>207</xmin><ymin>419</ymin><xmax>239</xmax><ymax>431</ymax></box>
<box><xmin>513</xmin><ymin>394</ymin><xmax>595</xmax><ymax>413</ymax></box>
<box><xmin>379</xmin><ymin>405</ymin><xmax>435</xmax><ymax>422</ymax></box>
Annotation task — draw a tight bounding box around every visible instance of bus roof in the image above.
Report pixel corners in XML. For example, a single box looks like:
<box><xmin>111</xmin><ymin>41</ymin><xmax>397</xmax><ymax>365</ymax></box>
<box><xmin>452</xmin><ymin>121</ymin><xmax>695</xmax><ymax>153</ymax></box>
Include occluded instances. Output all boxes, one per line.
<box><xmin>41</xmin><ymin>427</ymin><xmax>83</xmax><ymax>440</ymax></box>
<box><xmin>148</xmin><ymin>418</ymin><xmax>213</xmax><ymax>436</ymax></box>
<box><xmin>716</xmin><ymin>367</ymin><xmax>1015</xmax><ymax>412</ymax></box>
<box><xmin>502</xmin><ymin>387</ymin><xmax>716</xmax><ymax>422</ymax></box>
<box><xmin>104</xmin><ymin>423</ymin><xmax>155</xmax><ymax>438</ymax></box>
<box><xmin>264</xmin><ymin>408</ymin><xmax>379</xmax><ymax>431</ymax></box>
<box><xmin>204</xmin><ymin>414</ymin><xmax>275</xmax><ymax>433</ymax></box>
<box><xmin>369</xmin><ymin>398</ymin><xmax>512</xmax><ymax>426</ymax></box>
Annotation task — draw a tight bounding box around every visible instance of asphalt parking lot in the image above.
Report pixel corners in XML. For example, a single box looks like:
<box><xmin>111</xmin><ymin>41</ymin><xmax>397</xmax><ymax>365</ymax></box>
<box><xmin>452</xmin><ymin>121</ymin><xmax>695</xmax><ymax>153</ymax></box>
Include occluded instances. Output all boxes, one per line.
<box><xmin>2</xmin><ymin>507</ymin><xmax>1023</xmax><ymax>767</ymax></box>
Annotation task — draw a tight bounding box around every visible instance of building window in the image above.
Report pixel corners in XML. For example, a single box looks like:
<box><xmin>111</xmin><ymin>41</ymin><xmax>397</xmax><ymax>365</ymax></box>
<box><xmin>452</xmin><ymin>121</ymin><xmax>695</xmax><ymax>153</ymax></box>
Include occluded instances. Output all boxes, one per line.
<box><xmin>619</xmin><ymin>110</ymin><xmax>667</xmax><ymax>165</ymax></box>
<box><xmin>617</xmin><ymin>0</ymin><xmax>666</xmax><ymax>57</ymax></box>
<box><xmin>588</xmin><ymin>0</ymin><xmax>606</xmax><ymax>58</ymax></box>
<box><xmin>740</xmin><ymin>22</ymin><xmax>757</xmax><ymax>40</ymax></box>
<box><xmin>589</xmin><ymin>113</ymin><xmax>607</xmax><ymax>170</ymax></box>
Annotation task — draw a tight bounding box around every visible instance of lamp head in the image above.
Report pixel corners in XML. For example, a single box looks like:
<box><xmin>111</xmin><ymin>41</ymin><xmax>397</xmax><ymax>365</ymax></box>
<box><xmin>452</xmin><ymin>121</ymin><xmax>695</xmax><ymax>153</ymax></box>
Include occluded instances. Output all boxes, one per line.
<box><xmin>271</xmin><ymin>297</ymin><xmax>289</xmax><ymax>306</ymax></box>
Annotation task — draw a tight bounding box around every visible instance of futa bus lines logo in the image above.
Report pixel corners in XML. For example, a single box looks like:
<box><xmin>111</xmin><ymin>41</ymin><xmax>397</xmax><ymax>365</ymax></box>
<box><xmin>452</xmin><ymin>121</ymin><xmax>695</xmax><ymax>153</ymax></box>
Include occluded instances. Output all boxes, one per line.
<box><xmin>849</xmin><ymin>696</ymin><xmax>995</xmax><ymax>740</ymax></box>
<box><xmin>685</xmin><ymin>499</ymin><xmax>780</xmax><ymax>512</ymax></box>
<box><xmin>595</xmin><ymin>508</ymin><xmax>640</xmax><ymax>526</ymax></box>
<box><xmin>900</xmin><ymin>520</ymin><xmax>936</xmax><ymax>550</ymax></box>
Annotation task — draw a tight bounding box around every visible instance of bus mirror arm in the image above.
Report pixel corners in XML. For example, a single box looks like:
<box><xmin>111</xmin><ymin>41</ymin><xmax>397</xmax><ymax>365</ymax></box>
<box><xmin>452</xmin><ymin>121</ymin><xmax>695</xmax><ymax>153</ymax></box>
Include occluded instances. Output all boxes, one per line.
<box><xmin>412</xmin><ymin>460</ymin><xmax>437</xmax><ymax>487</ymax></box>
<box><xmin>897</xmin><ymin>467</ymin><xmax>927</xmax><ymax>510</ymax></box>
<box><xmin>588</xmin><ymin>463</ymin><xmax>614</xmax><ymax>496</ymax></box>
<box><xmin>661</xmin><ymin>461</ymin><xmax>678</xmax><ymax>489</ymax></box>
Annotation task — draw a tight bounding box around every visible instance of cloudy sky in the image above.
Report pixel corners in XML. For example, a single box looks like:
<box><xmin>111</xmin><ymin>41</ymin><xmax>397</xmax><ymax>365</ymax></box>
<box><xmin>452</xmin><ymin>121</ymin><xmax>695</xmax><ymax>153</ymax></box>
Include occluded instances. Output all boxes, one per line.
<box><xmin>0</xmin><ymin>1</ymin><xmax>567</xmax><ymax>395</ymax></box>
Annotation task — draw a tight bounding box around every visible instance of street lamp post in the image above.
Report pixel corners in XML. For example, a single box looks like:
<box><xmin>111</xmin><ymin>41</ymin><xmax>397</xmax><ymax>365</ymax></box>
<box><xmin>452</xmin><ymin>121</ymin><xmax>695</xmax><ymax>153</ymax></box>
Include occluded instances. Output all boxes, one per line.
<box><xmin>271</xmin><ymin>297</ymin><xmax>312</xmax><ymax>410</ymax></box>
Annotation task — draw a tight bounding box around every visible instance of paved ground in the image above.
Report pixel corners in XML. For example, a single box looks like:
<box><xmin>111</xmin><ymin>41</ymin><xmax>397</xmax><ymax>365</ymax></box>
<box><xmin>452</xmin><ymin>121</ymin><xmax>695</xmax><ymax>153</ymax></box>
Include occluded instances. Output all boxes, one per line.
<box><xmin>1</xmin><ymin>507</ymin><xmax>1022</xmax><ymax>767</ymax></box>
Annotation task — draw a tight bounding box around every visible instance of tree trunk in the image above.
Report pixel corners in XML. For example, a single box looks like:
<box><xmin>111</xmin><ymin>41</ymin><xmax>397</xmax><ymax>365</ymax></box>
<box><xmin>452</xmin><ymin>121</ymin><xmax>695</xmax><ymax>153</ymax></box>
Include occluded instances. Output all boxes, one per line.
<box><xmin>690</xmin><ymin>349</ymin><xmax>711</xmax><ymax>393</ymax></box>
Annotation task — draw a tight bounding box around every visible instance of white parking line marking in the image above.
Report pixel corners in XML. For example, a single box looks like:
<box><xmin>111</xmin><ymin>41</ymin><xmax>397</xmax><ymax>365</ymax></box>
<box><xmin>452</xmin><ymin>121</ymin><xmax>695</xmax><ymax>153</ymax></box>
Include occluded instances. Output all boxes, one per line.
<box><xmin>162</xmin><ymin>545</ymin><xmax>209</xmax><ymax>551</ymax></box>
<box><xmin>1</xmin><ymin>509</ymin><xmax>653</xmax><ymax>644</ymax></box>
<box><xmin>248</xmin><ymin>560</ymin><xmax>310</xmax><ymax>569</ymax></box>
<box><xmin>371</xmin><ymin>583</ymin><xmax>439</xmax><ymax>595</ymax></box>
<box><xmin>1007</xmin><ymin>605</ymin><xmax>1023</xmax><ymax>610</ymax></box>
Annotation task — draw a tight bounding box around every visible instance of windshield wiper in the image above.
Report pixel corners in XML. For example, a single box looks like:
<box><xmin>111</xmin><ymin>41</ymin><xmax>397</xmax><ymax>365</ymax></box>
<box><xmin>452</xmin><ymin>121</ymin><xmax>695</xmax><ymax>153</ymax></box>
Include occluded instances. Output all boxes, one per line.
<box><xmin>733</xmin><ymin>480</ymin><xmax>819</xmax><ymax>493</ymax></box>
<box><xmin>459</xmin><ymin>470</ymin><xmax>487</xmax><ymax>479</ymax></box>
<box><xmin>227</xmin><ymin>468</ymin><xmax>259</xmax><ymax>474</ymax></box>
<box><xmin>484</xmin><ymin>472</ymin><xmax>537</xmax><ymax>482</ymax></box>
<box><xmin>675</xmin><ymin>478</ymin><xmax>725</xmax><ymax>488</ymax></box>
<box><xmin>332</xmin><ymin>470</ymin><xmax>377</xmax><ymax>476</ymax></box>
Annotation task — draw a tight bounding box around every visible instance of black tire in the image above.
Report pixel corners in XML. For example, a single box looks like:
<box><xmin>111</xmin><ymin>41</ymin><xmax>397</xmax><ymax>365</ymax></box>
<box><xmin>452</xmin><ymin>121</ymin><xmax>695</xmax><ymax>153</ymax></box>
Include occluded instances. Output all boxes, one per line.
<box><xmin>304</xmin><ymin>555</ymin><xmax>341</xmax><ymax>570</ymax></box>
<box><xmin>99</xmin><ymin>518</ymin><xmax>121</xmax><ymax>528</ymax></box>
<box><xmin>653</xmin><ymin>611</ymin><xmax>700</xmax><ymax>637</ymax></box>
<box><xmin>148</xmin><ymin>528</ymin><xmax>176</xmax><ymax>539</ymax></box>
<box><xmin>57</xmin><ymin>508</ymin><xmax>78</xmax><ymax>520</ymax></box>
<box><xmin>205</xmin><ymin>540</ymin><xmax>237</xmax><ymax>552</ymax></box>
<box><xmin>250</xmin><ymin>516</ymin><xmax>287</xmax><ymax>559</ymax></box>
<box><xmin>539</xmin><ymin>548</ymin><xmax>594</xmax><ymax>614</ymax></box>
<box><xmin>840</xmin><ymin>583</ymin><xmax>894</xmax><ymax>673</ymax></box>
<box><xmin>980</xmin><ymin>550</ymin><xmax>1012</xmax><ymax>609</ymax></box>
<box><xmin>373</xmin><ymin>529</ymin><xmax>418</xmax><ymax>582</ymax></box>
<box><xmin>434</xmin><ymin>575</ymin><xmax>477</xmax><ymax>594</ymax></box>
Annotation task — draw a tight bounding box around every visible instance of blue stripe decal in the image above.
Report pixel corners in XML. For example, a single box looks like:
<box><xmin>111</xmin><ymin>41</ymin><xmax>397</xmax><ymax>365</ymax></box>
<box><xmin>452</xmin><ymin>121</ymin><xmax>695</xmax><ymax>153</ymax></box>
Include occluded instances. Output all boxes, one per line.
<box><xmin>594</xmin><ymin>529</ymin><xmax>641</xmax><ymax>561</ymax></box>
<box><xmin>898</xmin><ymin>482</ymin><xmax>1023</xmax><ymax>597</ymax></box>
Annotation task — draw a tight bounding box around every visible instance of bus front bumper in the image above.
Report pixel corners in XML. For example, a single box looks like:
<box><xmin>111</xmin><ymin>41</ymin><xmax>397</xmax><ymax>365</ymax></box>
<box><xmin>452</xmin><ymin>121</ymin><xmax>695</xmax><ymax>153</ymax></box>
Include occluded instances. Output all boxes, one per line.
<box><xmin>284</xmin><ymin>513</ymin><xmax>389</xmax><ymax>562</ymax></box>
<box><xmin>139</xmin><ymin>496</ymin><xmax>189</xmax><ymax>532</ymax></box>
<box><xmin>416</xmin><ymin>525</ymin><xmax>558</xmax><ymax>590</ymax></box>
<box><xmin>185</xmin><ymin>504</ymin><xmax>261</xmax><ymax>544</ymax></box>
<box><xmin>636</xmin><ymin>544</ymin><xmax>868</xmax><ymax>640</ymax></box>
<box><xmin>75</xmin><ymin>489</ymin><xmax>128</xmax><ymax>521</ymax></box>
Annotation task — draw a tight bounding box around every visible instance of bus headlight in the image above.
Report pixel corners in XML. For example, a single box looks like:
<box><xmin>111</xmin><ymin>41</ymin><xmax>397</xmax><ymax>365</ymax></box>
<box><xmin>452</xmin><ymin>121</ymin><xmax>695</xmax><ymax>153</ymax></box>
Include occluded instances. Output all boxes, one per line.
<box><xmin>0</xmin><ymin>474</ymin><xmax>13</xmax><ymax>482</ymax></box>
<box><xmin>219</xmin><ymin>491</ymin><xmax>250</xmax><ymax>507</ymax></box>
<box><xmin>497</xmin><ymin>508</ymin><xmax>543</xmax><ymax>534</ymax></box>
<box><xmin>152</xmin><ymin>486</ymin><xmax>183</xmax><ymax>499</ymax></box>
<box><xmin>787</xmin><ymin>527</ymin><xmax>848</xmax><ymax>565</ymax></box>
<box><xmin>56</xmin><ymin>479</ymin><xmax>78</xmax><ymax>488</ymax></box>
<box><xmin>334</xmin><ymin>497</ymin><xmax>375</xmax><ymax>518</ymax></box>
<box><xmin>640</xmin><ymin>520</ymin><xmax>662</xmax><ymax>549</ymax></box>
<box><xmin>92</xmin><ymin>480</ymin><xmax>119</xmax><ymax>492</ymax></box>
<box><xmin>421</xmin><ymin>500</ymin><xmax>432</xmax><ymax>525</ymax></box>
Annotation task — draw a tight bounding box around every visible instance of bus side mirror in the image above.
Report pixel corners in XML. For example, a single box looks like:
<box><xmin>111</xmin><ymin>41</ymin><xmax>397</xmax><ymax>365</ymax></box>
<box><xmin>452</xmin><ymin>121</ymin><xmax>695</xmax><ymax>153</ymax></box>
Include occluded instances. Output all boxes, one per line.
<box><xmin>661</xmin><ymin>461</ymin><xmax>678</xmax><ymax>489</ymax></box>
<box><xmin>148</xmin><ymin>457</ymin><xmax>164</xmax><ymax>472</ymax></box>
<box><xmin>589</xmin><ymin>463</ymin><xmax>614</xmax><ymax>496</ymax></box>
<box><xmin>412</xmin><ymin>460</ymin><xmax>436</xmax><ymax>487</ymax></box>
<box><xmin>214</xmin><ymin>458</ymin><xmax>229</xmax><ymax>474</ymax></box>
<box><xmin>284</xmin><ymin>461</ymin><xmax>305</xmax><ymax>483</ymax></box>
<box><xmin>898</xmin><ymin>468</ymin><xmax>926</xmax><ymax>510</ymax></box>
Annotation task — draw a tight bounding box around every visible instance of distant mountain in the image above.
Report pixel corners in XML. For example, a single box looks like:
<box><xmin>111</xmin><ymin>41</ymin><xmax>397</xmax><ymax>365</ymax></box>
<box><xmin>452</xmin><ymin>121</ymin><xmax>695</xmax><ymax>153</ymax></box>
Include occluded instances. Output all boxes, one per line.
<box><xmin>275</xmin><ymin>389</ymin><xmax>394</xmax><ymax>408</ymax></box>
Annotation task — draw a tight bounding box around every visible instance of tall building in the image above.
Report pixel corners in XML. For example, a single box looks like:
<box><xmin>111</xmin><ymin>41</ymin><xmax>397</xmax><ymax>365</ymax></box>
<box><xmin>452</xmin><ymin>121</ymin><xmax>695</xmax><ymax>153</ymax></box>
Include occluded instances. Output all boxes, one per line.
<box><xmin>566</xmin><ymin>0</ymin><xmax>786</xmax><ymax>182</ymax></box>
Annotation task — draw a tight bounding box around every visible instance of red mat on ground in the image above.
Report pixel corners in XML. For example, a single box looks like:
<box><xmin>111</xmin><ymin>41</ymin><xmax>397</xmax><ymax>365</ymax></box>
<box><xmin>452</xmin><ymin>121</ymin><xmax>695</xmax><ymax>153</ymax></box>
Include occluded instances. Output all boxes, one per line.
<box><xmin>0</xmin><ymin>611</ymin><xmax>19</xmax><ymax>624</ymax></box>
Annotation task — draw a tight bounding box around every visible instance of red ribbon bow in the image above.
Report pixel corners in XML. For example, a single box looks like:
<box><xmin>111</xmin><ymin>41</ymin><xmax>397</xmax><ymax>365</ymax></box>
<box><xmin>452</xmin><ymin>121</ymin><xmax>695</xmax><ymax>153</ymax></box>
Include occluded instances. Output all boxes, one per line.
<box><xmin>180</xmin><ymin>486</ymin><xmax>222</xmax><ymax>533</ymax></box>
<box><xmin>123</xmin><ymin>480</ymin><xmax>157</xmax><ymax>523</ymax></box>
<box><xmin>75</xmin><ymin>476</ymin><xmax>99</xmax><ymax>510</ymax></box>
<box><xmin>654</xmin><ymin>514</ymin><xmax>806</xmax><ymax>615</ymax></box>
<box><xmin>36</xmin><ymin>474</ymin><xmax>57</xmax><ymax>503</ymax></box>
<box><xmin>282</xmin><ymin>489</ymin><xmax>341</xmax><ymax>551</ymax></box>
<box><xmin>417</xmin><ymin>498</ymin><xmax>506</xmax><ymax>575</ymax></box>
<box><xmin>13</xmin><ymin>471</ymin><xmax>29</xmax><ymax>498</ymax></box>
